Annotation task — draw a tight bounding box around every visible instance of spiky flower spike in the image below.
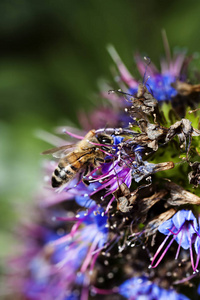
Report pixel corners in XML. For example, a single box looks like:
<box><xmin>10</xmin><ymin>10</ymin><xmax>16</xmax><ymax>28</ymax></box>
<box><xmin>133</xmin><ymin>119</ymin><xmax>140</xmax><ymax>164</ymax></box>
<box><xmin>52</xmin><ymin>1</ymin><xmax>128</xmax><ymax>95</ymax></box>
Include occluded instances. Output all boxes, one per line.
<box><xmin>6</xmin><ymin>40</ymin><xmax>200</xmax><ymax>300</ymax></box>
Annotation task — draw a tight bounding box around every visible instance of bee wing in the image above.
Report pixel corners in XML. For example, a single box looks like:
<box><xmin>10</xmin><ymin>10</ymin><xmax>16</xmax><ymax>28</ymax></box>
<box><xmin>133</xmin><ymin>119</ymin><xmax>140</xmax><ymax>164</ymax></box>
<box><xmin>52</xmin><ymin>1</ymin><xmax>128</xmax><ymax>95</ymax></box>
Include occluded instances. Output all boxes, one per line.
<box><xmin>42</xmin><ymin>144</ymin><xmax>77</xmax><ymax>158</ymax></box>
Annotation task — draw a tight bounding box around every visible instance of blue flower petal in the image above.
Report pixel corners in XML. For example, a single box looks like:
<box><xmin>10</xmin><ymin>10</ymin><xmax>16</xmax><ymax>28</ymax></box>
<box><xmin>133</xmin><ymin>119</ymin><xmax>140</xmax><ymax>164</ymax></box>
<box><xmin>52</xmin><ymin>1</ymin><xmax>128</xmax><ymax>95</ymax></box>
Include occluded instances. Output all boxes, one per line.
<box><xmin>147</xmin><ymin>73</ymin><xmax>177</xmax><ymax>101</ymax></box>
<box><xmin>75</xmin><ymin>195</ymin><xmax>95</xmax><ymax>208</ymax></box>
<box><xmin>158</xmin><ymin>218</ymin><xmax>174</xmax><ymax>235</ymax></box>
<box><xmin>175</xmin><ymin>231</ymin><xmax>190</xmax><ymax>250</ymax></box>
<box><xmin>172</xmin><ymin>210</ymin><xmax>196</xmax><ymax>230</ymax></box>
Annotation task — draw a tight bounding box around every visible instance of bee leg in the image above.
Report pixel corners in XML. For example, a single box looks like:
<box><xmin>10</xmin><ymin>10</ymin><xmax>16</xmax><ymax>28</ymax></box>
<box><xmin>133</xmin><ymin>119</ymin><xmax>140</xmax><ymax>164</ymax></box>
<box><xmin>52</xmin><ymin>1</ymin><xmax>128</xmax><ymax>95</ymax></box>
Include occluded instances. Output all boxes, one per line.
<box><xmin>82</xmin><ymin>178</ymin><xmax>90</xmax><ymax>186</ymax></box>
<box><xmin>104</xmin><ymin>157</ymin><xmax>113</xmax><ymax>163</ymax></box>
<box><xmin>82</xmin><ymin>165</ymin><xmax>90</xmax><ymax>186</ymax></box>
<box><xmin>94</xmin><ymin>157</ymin><xmax>105</xmax><ymax>165</ymax></box>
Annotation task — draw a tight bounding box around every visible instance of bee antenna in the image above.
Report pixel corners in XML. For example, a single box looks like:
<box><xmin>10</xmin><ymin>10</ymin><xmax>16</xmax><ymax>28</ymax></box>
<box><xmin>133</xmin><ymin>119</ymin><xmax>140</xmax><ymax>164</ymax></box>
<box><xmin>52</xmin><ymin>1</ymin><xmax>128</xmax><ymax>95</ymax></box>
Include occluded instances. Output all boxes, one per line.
<box><xmin>103</xmin><ymin>123</ymin><xmax>109</xmax><ymax>133</ymax></box>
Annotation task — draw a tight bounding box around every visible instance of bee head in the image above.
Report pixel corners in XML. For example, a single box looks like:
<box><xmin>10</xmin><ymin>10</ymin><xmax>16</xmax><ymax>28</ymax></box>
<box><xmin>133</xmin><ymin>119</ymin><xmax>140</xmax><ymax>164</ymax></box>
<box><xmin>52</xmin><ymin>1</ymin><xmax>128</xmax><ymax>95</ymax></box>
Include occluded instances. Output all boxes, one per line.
<box><xmin>96</xmin><ymin>133</ymin><xmax>113</xmax><ymax>151</ymax></box>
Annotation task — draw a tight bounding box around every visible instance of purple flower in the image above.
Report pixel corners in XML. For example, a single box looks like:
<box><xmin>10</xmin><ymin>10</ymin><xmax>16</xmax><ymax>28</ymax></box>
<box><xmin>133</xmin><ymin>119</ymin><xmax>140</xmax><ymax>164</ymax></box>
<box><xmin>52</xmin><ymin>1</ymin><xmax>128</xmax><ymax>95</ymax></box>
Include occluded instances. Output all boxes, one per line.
<box><xmin>78</xmin><ymin>105</ymin><xmax>132</xmax><ymax>130</ymax></box>
<box><xmin>7</xmin><ymin>40</ymin><xmax>200</xmax><ymax>300</ymax></box>
<box><xmin>49</xmin><ymin>205</ymin><xmax>109</xmax><ymax>275</ymax></box>
<box><xmin>151</xmin><ymin>210</ymin><xmax>200</xmax><ymax>272</ymax></box>
<box><xmin>9</xmin><ymin>204</ymin><xmax>108</xmax><ymax>300</ymax></box>
<box><xmin>134</xmin><ymin>51</ymin><xmax>185</xmax><ymax>101</ymax></box>
<box><xmin>119</xmin><ymin>276</ymin><xmax>190</xmax><ymax>300</ymax></box>
<box><xmin>107</xmin><ymin>44</ymin><xmax>186</xmax><ymax>103</ymax></box>
<box><xmin>82</xmin><ymin>135</ymin><xmax>134</xmax><ymax>210</ymax></box>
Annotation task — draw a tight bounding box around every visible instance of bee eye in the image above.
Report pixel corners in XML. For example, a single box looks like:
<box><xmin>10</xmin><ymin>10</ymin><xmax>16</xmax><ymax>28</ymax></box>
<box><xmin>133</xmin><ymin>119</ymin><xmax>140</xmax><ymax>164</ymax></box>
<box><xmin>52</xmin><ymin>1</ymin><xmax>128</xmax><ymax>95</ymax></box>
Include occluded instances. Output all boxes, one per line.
<box><xmin>97</xmin><ymin>135</ymin><xmax>112</xmax><ymax>145</ymax></box>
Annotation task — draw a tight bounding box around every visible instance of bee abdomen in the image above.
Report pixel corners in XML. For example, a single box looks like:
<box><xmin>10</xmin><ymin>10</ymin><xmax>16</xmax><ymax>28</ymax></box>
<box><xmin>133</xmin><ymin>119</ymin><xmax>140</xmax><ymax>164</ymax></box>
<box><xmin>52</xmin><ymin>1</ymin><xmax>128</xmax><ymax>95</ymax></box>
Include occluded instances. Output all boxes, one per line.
<box><xmin>70</xmin><ymin>165</ymin><xmax>78</xmax><ymax>171</ymax></box>
<box><xmin>51</xmin><ymin>165</ymin><xmax>74</xmax><ymax>188</ymax></box>
<box><xmin>52</xmin><ymin>176</ymin><xmax>62</xmax><ymax>187</ymax></box>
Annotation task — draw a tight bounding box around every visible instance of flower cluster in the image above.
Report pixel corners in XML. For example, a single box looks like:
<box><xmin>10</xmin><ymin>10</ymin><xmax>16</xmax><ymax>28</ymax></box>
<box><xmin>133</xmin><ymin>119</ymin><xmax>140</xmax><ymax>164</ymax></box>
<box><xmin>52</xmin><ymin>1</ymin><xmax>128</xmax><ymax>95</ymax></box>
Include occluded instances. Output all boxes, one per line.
<box><xmin>6</xmin><ymin>41</ymin><xmax>200</xmax><ymax>300</ymax></box>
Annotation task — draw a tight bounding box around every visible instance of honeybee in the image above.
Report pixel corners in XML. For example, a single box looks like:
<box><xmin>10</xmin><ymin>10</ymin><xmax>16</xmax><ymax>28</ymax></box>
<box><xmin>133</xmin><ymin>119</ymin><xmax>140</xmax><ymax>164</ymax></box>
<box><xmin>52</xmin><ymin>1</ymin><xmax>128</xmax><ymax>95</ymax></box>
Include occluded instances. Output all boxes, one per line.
<box><xmin>42</xmin><ymin>130</ymin><xmax>113</xmax><ymax>188</ymax></box>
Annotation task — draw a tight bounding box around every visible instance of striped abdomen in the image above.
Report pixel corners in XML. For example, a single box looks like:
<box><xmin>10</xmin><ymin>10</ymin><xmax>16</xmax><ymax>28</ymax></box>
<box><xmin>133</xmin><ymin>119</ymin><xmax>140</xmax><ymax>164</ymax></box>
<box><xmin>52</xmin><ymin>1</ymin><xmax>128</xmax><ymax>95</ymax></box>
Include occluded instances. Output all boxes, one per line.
<box><xmin>51</xmin><ymin>152</ymin><xmax>90</xmax><ymax>188</ymax></box>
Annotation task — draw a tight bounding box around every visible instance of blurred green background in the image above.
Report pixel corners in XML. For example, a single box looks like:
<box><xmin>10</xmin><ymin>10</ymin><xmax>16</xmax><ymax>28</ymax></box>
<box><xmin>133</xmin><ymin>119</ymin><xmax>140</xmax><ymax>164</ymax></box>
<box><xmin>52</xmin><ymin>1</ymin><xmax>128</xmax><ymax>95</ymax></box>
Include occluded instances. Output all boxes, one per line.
<box><xmin>1</xmin><ymin>0</ymin><xmax>200</xmax><ymax>256</ymax></box>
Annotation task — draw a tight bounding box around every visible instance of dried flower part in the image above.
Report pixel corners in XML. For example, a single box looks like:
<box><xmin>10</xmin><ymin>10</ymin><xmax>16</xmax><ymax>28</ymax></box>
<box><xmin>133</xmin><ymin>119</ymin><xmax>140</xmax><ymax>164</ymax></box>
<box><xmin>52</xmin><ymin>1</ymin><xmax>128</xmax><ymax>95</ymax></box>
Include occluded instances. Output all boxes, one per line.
<box><xmin>123</xmin><ymin>84</ymin><xmax>158</xmax><ymax>120</ymax></box>
<box><xmin>166</xmin><ymin>181</ymin><xmax>200</xmax><ymax>205</ymax></box>
<box><xmin>172</xmin><ymin>80</ymin><xmax>200</xmax><ymax>96</ymax></box>
<box><xmin>188</xmin><ymin>162</ymin><xmax>200</xmax><ymax>187</ymax></box>
<box><xmin>144</xmin><ymin>208</ymin><xmax>177</xmax><ymax>238</ymax></box>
